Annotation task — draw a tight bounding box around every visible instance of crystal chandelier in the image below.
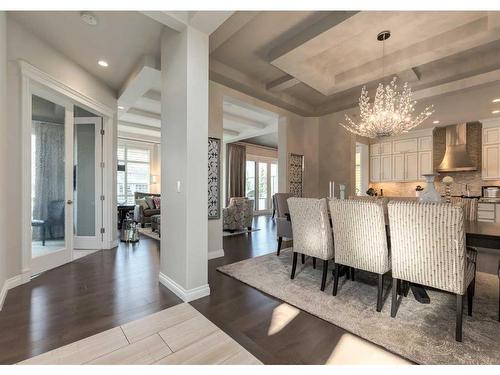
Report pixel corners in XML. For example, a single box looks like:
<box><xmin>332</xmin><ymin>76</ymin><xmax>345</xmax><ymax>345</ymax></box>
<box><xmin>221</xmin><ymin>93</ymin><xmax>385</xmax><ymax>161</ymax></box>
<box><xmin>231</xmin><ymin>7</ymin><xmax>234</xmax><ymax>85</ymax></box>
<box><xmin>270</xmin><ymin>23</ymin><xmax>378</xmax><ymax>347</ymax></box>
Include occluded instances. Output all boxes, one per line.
<box><xmin>340</xmin><ymin>31</ymin><xmax>434</xmax><ymax>139</ymax></box>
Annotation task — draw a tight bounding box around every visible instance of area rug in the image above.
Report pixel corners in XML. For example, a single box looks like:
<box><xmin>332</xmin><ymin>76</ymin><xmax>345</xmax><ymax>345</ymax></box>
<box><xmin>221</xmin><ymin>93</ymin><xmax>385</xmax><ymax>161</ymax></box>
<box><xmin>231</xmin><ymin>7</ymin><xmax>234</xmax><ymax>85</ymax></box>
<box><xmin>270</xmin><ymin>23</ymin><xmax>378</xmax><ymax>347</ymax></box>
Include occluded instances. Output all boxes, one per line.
<box><xmin>217</xmin><ymin>248</ymin><xmax>500</xmax><ymax>365</ymax></box>
<box><xmin>138</xmin><ymin>227</ymin><xmax>160</xmax><ymax>241</ymax></box>
<box><xmin>223</xmin><ymin>228</ymin><xmax>260</xmax><ymax>237</ymax></box>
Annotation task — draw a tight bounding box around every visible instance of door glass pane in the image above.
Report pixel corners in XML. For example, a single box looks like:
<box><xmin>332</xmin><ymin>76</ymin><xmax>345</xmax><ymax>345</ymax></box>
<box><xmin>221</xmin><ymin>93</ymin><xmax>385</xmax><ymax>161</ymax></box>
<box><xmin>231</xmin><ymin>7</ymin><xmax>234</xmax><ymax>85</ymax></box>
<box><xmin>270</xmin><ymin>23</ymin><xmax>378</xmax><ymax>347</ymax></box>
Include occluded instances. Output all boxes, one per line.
<box><xmin>74</xmin><ymin>121</ymin><xmax>95</xmax><ymax>236</ymax></box>
<box><xmin>258</xmin><ymin>162</ymin><xmax>268</xmax><ymax>210</ymax></box>
<box><xmin>271</xmin><ymin>163</ymin><xmax>278</xmax><ymax>197</ymax></box>
<box><xmin>31</xmin><ymin>95</ymin><xmax>66</xmax><ymax>258</ymax></box>
<box><xmin>245</xmin><ymin>161</ymin><xmax>255</xmax><ymax>200</ymax></box>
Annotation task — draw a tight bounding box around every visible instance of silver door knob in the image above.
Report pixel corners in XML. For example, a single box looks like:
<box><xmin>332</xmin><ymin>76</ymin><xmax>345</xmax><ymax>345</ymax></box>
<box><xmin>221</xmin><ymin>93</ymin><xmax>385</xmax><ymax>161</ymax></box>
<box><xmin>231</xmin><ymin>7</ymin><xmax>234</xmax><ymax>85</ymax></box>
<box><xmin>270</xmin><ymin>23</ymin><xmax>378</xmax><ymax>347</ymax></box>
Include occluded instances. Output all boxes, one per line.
<box><xmin>67</xmin><ymin>200</ymin><xmax>73</xmax><ymax>205</ymax></box>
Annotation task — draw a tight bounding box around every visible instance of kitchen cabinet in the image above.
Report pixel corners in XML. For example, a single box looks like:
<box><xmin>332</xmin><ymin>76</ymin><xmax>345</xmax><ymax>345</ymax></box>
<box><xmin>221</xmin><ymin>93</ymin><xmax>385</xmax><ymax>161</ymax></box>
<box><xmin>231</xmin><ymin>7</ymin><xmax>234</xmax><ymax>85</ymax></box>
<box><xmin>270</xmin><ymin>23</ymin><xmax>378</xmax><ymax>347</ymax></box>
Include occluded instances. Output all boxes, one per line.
<box><xmin>482</xmin><ymin>120</ymin><xmax>500</xmax><ymax>180</ymax></box>
<box><xmin>370</xmin><ymin>156</ymin><xmax>381</xmax><ymax>182</ymax></box>
<box><xmin>380</xmin><ymin>155</ymin><xmax>392</xmax><ymax>181</ymax></box>
<box><xmin>369</xmin><ymin>129</ymin><xmax>433</xmax><ymax>182</ymax></box>
<box><xmin>478</xmin><ymin>202</ymin><xmax>496</xmax><ymax>223</ymax></box>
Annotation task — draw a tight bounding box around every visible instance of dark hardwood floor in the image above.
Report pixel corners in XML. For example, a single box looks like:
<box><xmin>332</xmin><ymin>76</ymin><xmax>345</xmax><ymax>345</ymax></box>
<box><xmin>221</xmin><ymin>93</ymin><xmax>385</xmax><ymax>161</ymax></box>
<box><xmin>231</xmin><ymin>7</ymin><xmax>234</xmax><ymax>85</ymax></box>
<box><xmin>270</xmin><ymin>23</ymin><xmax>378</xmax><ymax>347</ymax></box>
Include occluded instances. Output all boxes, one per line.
<box><xmin>0</xmin><ymin>215</ymin><xmax>402</xmax><ymax>364</ymax></box>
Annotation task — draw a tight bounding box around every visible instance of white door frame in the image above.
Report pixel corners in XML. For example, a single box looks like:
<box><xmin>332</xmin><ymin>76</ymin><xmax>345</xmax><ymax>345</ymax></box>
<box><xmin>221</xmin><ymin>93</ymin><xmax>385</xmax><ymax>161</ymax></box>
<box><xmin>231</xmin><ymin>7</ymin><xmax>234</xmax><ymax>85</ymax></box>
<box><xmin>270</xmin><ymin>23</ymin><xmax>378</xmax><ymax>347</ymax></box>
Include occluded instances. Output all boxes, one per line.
<box><xmin>20</xmin><ymin>60</ymin><xmax>115</xmax><ymax>280</ymax></box>
<box><xmin>73</xmin><ymin>117</ymin><xmax>103</xmax><ymax>251</ymax></box>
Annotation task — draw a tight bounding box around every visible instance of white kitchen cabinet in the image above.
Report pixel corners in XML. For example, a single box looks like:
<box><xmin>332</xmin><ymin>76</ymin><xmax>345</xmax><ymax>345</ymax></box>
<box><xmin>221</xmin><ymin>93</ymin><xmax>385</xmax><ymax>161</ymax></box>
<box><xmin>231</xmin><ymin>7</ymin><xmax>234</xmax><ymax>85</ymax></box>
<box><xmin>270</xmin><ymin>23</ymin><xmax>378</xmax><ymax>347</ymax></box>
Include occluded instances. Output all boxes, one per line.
<box><xmin>478</xmin><ymin>202</ymin><xmax>496</xmax><ymax>222</ymax></box>
<box><xmin>405</xmin><ymin>153</ymin><xmax>419</xmax><ymax>180</ymax></box>
<box><xmin>380</xmin><ymin>155</ymin><xmax>392</xmax><ymax>181</ymax></box>
<box><xmin>483</xmin><ymin>144</ymin><xmax>500</xmax><ymax>179</ymax></box>
<box><xmin>370</xmin><ymin>143</ymin><xmax>380</xmax><ymax>155</ymax></box>
<box><xmin>370</xmin><ymin>156</ymin><xmax>381</xmax><ymax>182</ymax></box>
<box><xmin>483</xmin><ymin>127</ymin><xmax>500</xmax><ymax>145</ymax></box>
<box><xmin>380</xmin><ymin>142</ymin><xmax>392</xmax><ymax>155</ymax></box>
<box><xmin>393</xmin><ymin>138</ymin><xmax>418</xmax><ymax>154</ymax></box>
<box><xmin>419</xmin><ymin>150</ymin><xmax>433</xmax><ymax>176</ymax></box>
<box><xmin>392</xmin><ymin>154</ymin><xmax>405</xmax><ymax>181</ymax></box>
<box><xmin>418</xmin><ymin>136</ymin><xmax>432</xmax><ymax>151</ymax></box>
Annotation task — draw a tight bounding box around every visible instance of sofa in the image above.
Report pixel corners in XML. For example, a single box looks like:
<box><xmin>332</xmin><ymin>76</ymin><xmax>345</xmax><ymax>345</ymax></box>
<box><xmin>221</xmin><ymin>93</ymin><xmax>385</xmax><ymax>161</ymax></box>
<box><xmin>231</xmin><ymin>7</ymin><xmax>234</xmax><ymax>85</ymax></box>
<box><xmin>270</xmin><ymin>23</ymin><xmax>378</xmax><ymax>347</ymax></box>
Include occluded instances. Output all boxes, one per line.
<box><xmin>133</xmin><ymin>192</ymin><xmax>160</xmax><ymax>227</ymax></box>
<box><xmin>223</xmin><ymin>197</ymin><xmax>254</xmax><ymax>231</ymax></box>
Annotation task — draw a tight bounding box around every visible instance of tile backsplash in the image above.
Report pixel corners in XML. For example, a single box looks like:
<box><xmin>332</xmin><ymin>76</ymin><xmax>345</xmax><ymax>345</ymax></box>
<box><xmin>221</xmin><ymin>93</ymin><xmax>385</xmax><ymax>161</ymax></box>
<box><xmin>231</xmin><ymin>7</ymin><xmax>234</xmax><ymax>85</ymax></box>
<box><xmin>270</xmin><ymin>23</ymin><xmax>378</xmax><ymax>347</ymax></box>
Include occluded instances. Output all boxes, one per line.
<box><xmin>370</xmin><ymin>122</ymin><xmax>500</xmax><ymax>197</ymax></box>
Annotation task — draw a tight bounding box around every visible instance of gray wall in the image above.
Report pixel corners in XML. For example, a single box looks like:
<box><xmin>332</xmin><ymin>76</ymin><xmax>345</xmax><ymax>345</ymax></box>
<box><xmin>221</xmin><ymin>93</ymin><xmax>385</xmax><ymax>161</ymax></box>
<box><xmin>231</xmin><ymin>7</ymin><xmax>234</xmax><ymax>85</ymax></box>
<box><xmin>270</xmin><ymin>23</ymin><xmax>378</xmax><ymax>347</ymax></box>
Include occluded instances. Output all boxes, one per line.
<box><xmin>0</xmin><ymin>12</ymin><xmax>8</xmax><ymax>305</ymax></box>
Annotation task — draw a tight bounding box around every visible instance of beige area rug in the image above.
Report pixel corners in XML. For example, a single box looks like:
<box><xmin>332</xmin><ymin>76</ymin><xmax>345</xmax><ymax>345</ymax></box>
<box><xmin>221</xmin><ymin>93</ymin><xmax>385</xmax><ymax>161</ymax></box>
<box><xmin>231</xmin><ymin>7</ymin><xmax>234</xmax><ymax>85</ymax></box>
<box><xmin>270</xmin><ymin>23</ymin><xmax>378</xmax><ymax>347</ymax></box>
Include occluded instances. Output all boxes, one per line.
<box><xmin>218</xmin><ymin>248</ymin><xmax>500</xmax><ymax>365</ymax></box>
<box><xmin>18</xmin><ymin>303</ymin><xmax>261</xmax><ymax>365</ymax></box>
<box><xmin>138</xmin><ymin>227</ymin><xmax>160</xmax><ymax>241</ymax></box>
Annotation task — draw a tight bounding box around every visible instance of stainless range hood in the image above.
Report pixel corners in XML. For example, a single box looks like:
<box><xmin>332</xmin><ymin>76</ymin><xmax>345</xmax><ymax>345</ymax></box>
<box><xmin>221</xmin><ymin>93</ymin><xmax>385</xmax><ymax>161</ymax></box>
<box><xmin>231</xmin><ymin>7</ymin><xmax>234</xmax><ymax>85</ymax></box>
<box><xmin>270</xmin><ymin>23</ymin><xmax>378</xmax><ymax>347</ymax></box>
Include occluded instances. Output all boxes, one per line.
<box><xmin>436</xmin><ymin>123</ymin><xmax>476</xmax><ymax>172</ymax></box>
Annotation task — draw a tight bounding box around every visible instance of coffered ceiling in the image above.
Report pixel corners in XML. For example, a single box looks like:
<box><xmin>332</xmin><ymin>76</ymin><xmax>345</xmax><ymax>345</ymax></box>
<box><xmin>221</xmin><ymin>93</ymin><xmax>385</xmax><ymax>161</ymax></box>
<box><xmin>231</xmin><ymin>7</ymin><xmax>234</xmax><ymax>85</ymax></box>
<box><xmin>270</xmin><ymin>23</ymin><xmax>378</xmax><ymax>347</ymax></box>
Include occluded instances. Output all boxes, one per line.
<box><xmin>210</xmin><ymin>11</ymin><xmax>500</xmax><ymax>118</ymax></box>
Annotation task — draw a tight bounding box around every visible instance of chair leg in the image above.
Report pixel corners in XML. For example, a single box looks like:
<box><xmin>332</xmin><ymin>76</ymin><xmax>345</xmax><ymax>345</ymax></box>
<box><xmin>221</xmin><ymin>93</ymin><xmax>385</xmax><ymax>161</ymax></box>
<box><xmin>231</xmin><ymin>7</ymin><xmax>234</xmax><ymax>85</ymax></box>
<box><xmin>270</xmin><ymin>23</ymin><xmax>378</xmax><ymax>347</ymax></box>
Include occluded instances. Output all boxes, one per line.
<box><xmin>42</xmin><ymin>225</ymin><xmax>46</xmax><ymax>246</ymax></box>
<box><xmin>376</xmin><ymin>274</ymin><xmax>384</xmax><ymax>312</ymax></box>
<box><xmin>301</xmin><ymin>253</ymin><xmax>305</xmax><ymax>264</ymax></box>
<box><xmin>313</xmin><ymin>257</ymin><xmax>316</xmax><ymax>269</ymax></box>
<box><xmin>351</xmin><ymin>268</ymin><xmax>355</xmax><ymax>281</ymax></box>
<box><xmin>391</xmin><ymin>278</ymin><xmax>399</xmax><ymax>318</ymax></box>
<box><xmin>467</xmin><ymin>279</ymin><xmax>474</xmax><ymax>317</ymax></box>
<box><xmin>456</xmin><ymin>294</ymin><xmax>463</xmax><ymax>342</ymax></box>
<box><xmin>291</xmin><ymin>252</ymin><xmax>298</xmax><ymax>279</ymax></box>
<box><xmin>320</xmin><ymin>260</ymin><xmax>328</xmax><ymax>291</ymax></box>
<box><xmin>332</xmin><ymin>263</ymin><xmax>340</xmax><ymax>296</ymax></box>
<box><xmin>277</xmin><ymin>237</ymin><xmax>282</xmax><ymax>256</ymax></box>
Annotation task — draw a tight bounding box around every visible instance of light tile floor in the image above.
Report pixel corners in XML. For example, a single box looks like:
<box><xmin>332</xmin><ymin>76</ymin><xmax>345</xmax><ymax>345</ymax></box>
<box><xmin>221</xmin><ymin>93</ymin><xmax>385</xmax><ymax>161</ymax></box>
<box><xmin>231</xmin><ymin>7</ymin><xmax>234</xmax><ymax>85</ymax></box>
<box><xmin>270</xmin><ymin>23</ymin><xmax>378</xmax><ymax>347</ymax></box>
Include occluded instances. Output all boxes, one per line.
<box><xmin>18</xmin><ymin>303</ymin><xmax>262</xmax><ymax>365</ymax></box>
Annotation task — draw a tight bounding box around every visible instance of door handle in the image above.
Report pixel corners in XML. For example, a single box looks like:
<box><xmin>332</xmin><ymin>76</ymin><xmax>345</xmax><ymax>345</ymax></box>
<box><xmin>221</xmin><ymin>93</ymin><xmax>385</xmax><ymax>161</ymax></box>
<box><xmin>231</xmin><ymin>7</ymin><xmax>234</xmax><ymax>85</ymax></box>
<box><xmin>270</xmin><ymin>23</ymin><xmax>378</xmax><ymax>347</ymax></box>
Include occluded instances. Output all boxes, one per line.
<box><xmin>67</xmin><ymin>200</ymin><xmax>73</xmax><ymax>205</ymax></box>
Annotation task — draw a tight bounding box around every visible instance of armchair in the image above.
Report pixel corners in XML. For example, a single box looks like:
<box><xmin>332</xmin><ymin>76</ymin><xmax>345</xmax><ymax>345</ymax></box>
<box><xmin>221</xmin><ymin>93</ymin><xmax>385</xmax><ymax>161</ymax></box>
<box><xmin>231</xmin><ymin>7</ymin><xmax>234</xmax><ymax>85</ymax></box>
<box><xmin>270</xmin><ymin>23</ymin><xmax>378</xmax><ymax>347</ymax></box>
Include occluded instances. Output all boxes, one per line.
<box><xmin>223</xmin><ymin>197</ymin><xmax>254</xmax><ymax>231</ymax></box>
<box><xmin>133</xmin><ymin>192</ymin><xmax>160</xmax><ymax>227</ymax></box>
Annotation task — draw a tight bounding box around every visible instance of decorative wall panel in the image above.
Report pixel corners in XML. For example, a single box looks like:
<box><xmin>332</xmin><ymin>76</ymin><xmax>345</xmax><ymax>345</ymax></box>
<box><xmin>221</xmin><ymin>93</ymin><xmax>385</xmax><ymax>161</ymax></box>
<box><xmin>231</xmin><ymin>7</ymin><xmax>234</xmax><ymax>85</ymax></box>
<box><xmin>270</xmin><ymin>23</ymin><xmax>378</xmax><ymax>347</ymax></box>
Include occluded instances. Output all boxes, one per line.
<box><xmin>289</xmin><ymin>153</ymin><xmax>304</xmax><ymax>197</ymax></box>
<box><xmin>208</xmin><ymin>137</ymin><xmax>221</xmax><ymax>219</ymax></box>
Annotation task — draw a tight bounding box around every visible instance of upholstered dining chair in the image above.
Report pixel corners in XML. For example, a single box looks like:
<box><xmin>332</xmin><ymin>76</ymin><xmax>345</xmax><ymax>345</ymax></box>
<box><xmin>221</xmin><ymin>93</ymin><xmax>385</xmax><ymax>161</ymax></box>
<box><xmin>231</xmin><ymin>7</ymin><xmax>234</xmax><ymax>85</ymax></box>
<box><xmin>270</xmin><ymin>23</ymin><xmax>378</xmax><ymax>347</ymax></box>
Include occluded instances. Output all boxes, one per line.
<box><xmin>449</xmin><ymin>197</ymin><xmax>478</xmax><ymax>221</ymax></box>
<box><xmin>387</xmin><ymin>201</ymin><xmax>477</xmax><ymax>342</ymax></box>
<box><xmin>287</xmin><ymin>198</ymin><xmax>334</xmax><ymax>291</ymax></box>
<box><xmin>329</xmin><ymin>199</ymin><xmax>391</xmax><ymax>312</ymax></box>
<box><xmin>274</xmin><ymin>193</ymin><xmax>294</xmax><ymax>256</ymax></box>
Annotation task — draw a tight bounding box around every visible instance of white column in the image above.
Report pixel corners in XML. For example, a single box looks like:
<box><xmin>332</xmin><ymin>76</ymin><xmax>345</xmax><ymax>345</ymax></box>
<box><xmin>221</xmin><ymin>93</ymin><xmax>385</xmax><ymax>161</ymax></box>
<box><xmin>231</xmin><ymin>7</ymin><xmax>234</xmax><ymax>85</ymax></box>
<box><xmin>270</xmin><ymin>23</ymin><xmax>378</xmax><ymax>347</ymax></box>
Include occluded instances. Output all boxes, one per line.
<box><xmin>0</xmin><ymin>11</ymin><xmax>7</xmax><ymax>309</ymax></box>
<box><xmin>159</xmin><ymin>26</ymin><xmax>210</xmax><ymax>301</ymax></box>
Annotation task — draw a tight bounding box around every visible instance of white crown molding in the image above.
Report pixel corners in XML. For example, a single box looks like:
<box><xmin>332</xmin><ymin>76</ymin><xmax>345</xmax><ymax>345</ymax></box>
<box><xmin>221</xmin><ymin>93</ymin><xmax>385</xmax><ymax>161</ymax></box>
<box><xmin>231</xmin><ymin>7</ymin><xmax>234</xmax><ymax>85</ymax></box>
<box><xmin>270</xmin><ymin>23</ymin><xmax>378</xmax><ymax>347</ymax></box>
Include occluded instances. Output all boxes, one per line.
<box><xmin>159</xmin><ymin>273</ymin><xmax>210</xmax><ymax>302</ymax></box>
<box><xmin>18</xmin><ymin>60</ymin><xmax>115</xmax><ymax>118</ymax></box>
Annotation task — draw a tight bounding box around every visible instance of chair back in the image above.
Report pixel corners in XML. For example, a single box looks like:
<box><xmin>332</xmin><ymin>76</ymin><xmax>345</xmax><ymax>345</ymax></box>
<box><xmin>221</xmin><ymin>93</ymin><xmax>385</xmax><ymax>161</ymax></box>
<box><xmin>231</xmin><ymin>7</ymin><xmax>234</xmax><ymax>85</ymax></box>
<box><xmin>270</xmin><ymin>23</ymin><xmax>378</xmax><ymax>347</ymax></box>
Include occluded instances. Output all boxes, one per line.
<box><xmin>329</xmin><ymin>199</ymin><xmax>390</xmax><ymax>274</ymax></box>
<box><xmin>287</xmin><ymin>198</ymin><xmax>333</xmax><ymax>260</ymax></box>
<box><xmin>449</xmin><ymin>197</ymin><xmax>478</xmax><ymax>221</ymax></box>
<box><xmin>388</xmin><ymin>201</ymin><xmax>468</xmax><ymax>294</ymax></box>
<box><xmin>273</xmin><ymin>193</ymin><xmax>294</xmax><ymax>217</ymax></box>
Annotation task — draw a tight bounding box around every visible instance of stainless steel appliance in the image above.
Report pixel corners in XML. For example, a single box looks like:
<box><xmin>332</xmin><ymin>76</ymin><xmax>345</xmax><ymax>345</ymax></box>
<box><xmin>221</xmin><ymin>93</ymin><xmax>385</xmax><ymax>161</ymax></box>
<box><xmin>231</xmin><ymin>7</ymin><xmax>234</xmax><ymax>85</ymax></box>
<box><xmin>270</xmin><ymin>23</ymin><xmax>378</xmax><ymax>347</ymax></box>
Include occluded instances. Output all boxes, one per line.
<box><xmin>482</xmin><ymin>186</ymin><xmax>500</xmax><ymax>199</ymax></box>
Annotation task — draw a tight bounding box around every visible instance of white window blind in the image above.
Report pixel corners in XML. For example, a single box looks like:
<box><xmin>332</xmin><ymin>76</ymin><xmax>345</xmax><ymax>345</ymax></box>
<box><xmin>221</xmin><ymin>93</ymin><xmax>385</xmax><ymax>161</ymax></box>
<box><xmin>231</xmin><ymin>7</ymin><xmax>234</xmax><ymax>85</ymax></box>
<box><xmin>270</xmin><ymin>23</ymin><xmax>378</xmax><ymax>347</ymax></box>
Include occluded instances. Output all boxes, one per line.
<box><xmin>117</xmin><ymin>140</ymin><xmax>152</xmax><ymax>205</ymax></box>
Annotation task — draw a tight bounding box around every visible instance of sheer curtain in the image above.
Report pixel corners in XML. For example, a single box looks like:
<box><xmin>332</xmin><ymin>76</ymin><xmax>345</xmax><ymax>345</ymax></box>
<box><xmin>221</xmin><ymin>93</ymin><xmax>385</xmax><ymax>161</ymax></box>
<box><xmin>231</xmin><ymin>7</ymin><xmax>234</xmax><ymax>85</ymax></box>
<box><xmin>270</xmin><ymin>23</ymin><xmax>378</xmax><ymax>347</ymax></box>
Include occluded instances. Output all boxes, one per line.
<box><xmin>226</xmin><ymin>143</ymin><xmax>246</xmax><ymax>204</ymax></box>
<box><xmin>32</xmin><ymin>121</ymin><xmax>65</xmax><ymax>239</ymax></box>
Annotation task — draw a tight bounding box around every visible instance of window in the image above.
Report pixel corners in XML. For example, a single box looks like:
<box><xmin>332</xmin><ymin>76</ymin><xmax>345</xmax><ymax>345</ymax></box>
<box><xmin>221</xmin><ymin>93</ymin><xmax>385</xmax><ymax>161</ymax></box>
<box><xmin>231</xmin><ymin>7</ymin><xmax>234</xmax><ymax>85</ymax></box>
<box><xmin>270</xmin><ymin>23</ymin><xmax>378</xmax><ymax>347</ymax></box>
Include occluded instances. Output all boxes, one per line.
<box><xmin>117</xmin><ymin>140</ymin><xmax>152</xmax><ymax>205</ymax></box>
<box><xmin>246</xmin><ymin>157</ymin><xmax>278</xmax><ymax>212</ymax></box>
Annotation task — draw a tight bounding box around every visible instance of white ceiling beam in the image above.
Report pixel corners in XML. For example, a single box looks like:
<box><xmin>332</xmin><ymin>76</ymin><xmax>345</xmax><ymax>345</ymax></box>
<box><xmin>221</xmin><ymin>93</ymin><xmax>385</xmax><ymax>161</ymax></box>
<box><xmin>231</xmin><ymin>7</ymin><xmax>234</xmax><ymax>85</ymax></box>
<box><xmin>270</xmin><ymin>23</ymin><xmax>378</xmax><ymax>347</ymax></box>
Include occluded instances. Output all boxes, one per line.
<box><xmin>209</xmin><ymin>11</ymin><xmax>259</xmax><ymax>53</ymax></box>
<box><xmin>118</xmin><ymin>120</ymin><xmax>161</xmax><ymax>132</ymax></box>
<box><xmin>127</xmin><ymin>108</ymin><xmax>161</xmax><ymax>121</ymax></box>
<box><xmin>223</xmin><ymin>128</ymin><xmax>240</xmax><ymax>136</ymax></box>
<box><xmin>142</xmin><ymin>11</ymin><xmax>234</xmax><ymax>35</ymax></box>
<box><xmin>223</xmin><ymin>112</ymin><xmax>267</xmax><ymax>129</ymax></box>
<box><xmin>398</xmin><ymin>68</ymin><xmax>421</xmax><ymax>83</ymax></box>
<box><xmin>266</xmin><ymin>75</ymin><xmax>301</xmax><ymax>92</ymax></box>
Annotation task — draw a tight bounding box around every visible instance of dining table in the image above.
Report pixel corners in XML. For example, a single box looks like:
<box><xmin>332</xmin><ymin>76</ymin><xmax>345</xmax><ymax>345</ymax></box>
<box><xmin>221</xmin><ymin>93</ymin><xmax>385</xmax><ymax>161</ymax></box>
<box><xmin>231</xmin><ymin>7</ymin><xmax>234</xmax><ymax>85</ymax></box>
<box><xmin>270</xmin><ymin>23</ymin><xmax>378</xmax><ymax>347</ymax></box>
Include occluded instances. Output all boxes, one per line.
<box><xmin>285</xmin><ymin>212</ymin><xmax>500</xmax><ymax>304</ymax></box>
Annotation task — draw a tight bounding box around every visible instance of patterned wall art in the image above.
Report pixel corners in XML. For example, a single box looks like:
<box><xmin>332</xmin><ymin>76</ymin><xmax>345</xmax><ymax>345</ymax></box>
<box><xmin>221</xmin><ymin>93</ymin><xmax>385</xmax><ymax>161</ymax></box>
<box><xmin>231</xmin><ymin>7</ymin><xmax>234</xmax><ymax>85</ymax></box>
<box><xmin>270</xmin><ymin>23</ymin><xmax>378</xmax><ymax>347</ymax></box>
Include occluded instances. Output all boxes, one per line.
<box><xmin>289</xmin><ymin>153</ymin><xmax>304</xmax><ymax>197</ymax></box>
<box><xmin>208</xmin><ymin>137</ymin><xmax>221</xmax><ymax>219</ymax></box>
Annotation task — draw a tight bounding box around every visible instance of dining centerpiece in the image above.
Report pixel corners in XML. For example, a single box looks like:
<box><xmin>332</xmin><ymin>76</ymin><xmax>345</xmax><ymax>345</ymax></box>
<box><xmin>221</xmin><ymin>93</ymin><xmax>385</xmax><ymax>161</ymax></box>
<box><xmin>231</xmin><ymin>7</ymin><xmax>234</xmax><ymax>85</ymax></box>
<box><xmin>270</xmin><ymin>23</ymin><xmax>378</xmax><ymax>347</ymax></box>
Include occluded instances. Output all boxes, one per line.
<box><xmin>419</xmin><ymin>174</ymin><xmax>443</xmax><ymax>203</ymax></box>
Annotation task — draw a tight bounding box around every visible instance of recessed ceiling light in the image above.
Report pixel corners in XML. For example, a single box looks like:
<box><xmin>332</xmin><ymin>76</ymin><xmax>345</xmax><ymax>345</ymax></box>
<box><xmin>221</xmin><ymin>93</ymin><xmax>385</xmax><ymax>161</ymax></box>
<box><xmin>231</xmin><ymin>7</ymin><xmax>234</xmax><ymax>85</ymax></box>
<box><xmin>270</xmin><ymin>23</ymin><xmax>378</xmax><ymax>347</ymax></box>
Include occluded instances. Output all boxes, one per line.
<box><xmin>98</xmin><ymin>60</ymin><xmax>109</xmax><ymax>68</ymax></box>
<box><xmin>426</xmin><ymin>112</ymin><xmax>433</xmax><ymax>116</ymax></box>
<box><xmin>118</xmin><ymin>105</ymin><xmax>124</xmax><ymax>110</ymax></box>
<box><xmin>492</xmin><ymin>110</ymin><xmax>500</xmax><ymax>114</ymax></box>
<box><xmin>492</xmin><ymin>98</ymin><xmax>500</xmax><ymax>103</ymax></box>
<box><xmin>80</xmin><ymin>12</ymin><xmax>98</xmax><ymax>26</ymax></box>
<box><xmin>433</xmin><ymin>120</ymin><xmax>440</xmax><ymax>124</ymax></box>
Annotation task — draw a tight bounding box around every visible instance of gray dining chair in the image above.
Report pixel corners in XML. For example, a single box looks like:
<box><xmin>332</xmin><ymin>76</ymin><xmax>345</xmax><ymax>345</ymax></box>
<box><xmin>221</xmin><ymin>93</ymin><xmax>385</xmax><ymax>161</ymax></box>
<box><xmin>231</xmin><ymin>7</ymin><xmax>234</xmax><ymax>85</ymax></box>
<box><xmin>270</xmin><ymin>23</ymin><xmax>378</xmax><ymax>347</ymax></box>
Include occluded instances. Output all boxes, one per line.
<box><xmin>287</xmin><ymin>197</ymin><xmax>334</xmax><ymax>291</ymax></box>
<box><xmin>274</xmin><ymin>193</ymin><xmax>294</xmax><ymax>256</ymax></box>
<box><xmin>387</xmin><ymin>201</ymin><xmax>477</xmax><ymax>342</ymax></box>
<box><xmin>329</xmin><ymin>199</ymin><xmax>391</xmax><ymax>311</ymax></box>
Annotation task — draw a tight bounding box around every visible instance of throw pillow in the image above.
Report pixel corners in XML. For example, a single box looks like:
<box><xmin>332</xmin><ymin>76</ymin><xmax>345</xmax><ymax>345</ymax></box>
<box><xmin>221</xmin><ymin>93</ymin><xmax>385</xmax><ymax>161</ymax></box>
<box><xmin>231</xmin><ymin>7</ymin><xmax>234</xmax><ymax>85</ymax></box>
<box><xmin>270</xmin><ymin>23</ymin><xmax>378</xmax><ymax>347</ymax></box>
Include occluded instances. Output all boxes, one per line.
<box><xmin>135</xmin><ymin>198</ymin><xmax>149</xmax><ymax>210</ymax></box>
<box><xmin>153</xmin><ymin>196</ymin><xmax>161</xmax><ymax>209</ymax></box>
<box><xmin>145</xmin><ymin>196</ymin><xmax>156</xmax><ymax>209</ymax></box>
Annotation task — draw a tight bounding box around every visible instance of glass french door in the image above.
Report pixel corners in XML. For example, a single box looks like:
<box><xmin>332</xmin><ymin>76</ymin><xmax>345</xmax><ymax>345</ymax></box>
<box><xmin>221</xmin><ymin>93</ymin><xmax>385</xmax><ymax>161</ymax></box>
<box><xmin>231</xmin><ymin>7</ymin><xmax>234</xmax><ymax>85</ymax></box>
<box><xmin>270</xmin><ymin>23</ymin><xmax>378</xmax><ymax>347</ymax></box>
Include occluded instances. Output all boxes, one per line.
<box><xmin>30</xmin><ymin>89</ymin><xmax>74</xmax><ymax>275</ymax></box>
<box><xmin>246</xmin><ymin>158</ymin><xmax>278</xmax><ymax>212</ymax></box>
<box><xmin>30</xmin><ymin>87</ymin><xmax>103</xmax><ymax>275</ymax></box>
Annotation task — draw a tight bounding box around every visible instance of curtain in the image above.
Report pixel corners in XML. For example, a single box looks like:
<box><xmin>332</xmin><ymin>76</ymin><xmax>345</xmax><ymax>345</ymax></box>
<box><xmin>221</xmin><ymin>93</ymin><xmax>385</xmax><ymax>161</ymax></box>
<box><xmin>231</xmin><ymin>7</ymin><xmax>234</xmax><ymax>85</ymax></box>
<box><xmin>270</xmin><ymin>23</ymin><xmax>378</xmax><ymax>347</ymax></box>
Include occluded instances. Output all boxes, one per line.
<box><xmin>226</xmin><ymin>143</ymin><xmax>246</xmax><ymax>204</ymax></box>
<box><xmin>32</xmin><ymin>121</ymin><xmax>65</xmax><ymax>240</ymax></box>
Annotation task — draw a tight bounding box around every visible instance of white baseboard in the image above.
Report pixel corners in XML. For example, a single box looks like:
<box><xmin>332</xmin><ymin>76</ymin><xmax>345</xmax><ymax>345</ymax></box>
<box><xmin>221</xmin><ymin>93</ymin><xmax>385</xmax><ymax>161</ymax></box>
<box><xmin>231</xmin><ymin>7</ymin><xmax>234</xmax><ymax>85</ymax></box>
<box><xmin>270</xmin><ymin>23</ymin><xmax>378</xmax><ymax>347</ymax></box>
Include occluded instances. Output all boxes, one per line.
<box><xmin>159</xmin><ymin>272</ymin><xmax>210</xmax><ymax>302</ymax></box>
<box><xmin>0</xmin><ymin>271</ymin><xmax>31</xmax><ymax>311</ymax></box>
<box><xmin>208</xmin><ymin>248</ymin><xmax>224</xmax><ymax>260</ymax></box>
